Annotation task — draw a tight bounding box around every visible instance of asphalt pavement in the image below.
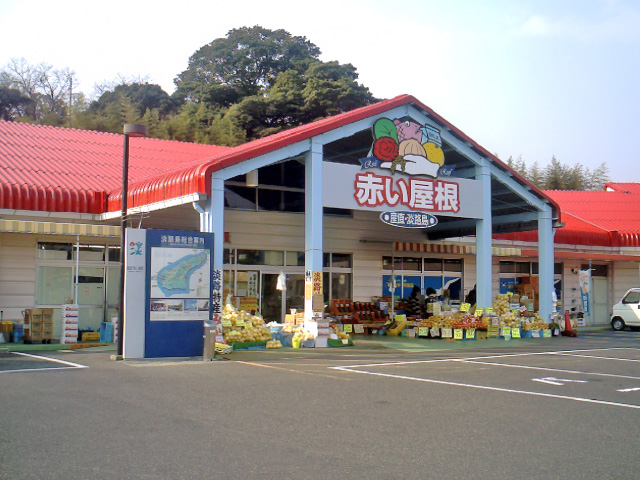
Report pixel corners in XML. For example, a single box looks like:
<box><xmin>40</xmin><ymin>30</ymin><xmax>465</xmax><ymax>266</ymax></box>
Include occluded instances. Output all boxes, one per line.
<box><xmin>1</xmin><ymin>329</ymin><xmax>639</xmax><ymax>480</ymax></box>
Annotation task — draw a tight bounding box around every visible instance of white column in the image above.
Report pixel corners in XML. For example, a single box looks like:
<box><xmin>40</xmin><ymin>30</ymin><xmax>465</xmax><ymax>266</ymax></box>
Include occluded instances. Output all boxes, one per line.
<box><xmin>210</xmin><ymin>174</ymin><xmax>225</xmax><ymax>273</ymax></box>
<box><xmin>475</xmin><ymin>163</ymin><xmax>492</xmax><ymax>308</ymax></box>
<box><xmin>538</xmin><ymin>206</ymin><xmax>555</xmax><ymax>322</ymax></box>
<box><xmin>304</xmin><ymin>140</ymin><xmax>323</xmax><ymax>323</ymax></box>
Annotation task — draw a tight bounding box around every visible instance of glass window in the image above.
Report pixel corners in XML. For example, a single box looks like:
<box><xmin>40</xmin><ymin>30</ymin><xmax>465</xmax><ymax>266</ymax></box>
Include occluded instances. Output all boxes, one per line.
<box><xmin>257</xmin><ymin>189</ymin><xmax>283</xmax><ymax>211</ymax></box>
<box><xmin>73</xmin><ymin>245</ymin><xmax>105</xmax><ymax>262</ymax></box>
<box><xmin>403</xmin><ymin>257</ymin><xmax>421</xmax><ymax>271</ymax></box>
<box><xmin>382</xmin><ymin>256</ymin><xmax>393</xmax><ymax>271</ymax></box>
<box><xmin>108</xmin><ymin>246</ymin><xmax>120</xmax><ymax>262</ymax></box>
<box><xmin>331</xmin><ymin>253</ymin><xmax>352</xmax><ymax>268</ymax></box>
<box><xmin>623</xmin><ymin>290</ymin><xmax>640</xmax><ymax>304</ymax></box>
<box><xmin>555</xmin><ymin>263</ymin><xmax>563</xmax><ymax>275</ymax></box>
<box><xmin>444</xmin><ymin>259</ymin><xmax>463</xmax><ymax>272</ymax></box>
<box><xmin>223</xmin><ymin>270</ymin><xmax>234</xmax><ymax>299</ymax></box>
<box><xmin>582</xmin><ymin>264</ymin><xmax>608</xmax><ymax>277</ymax></box>
<box><xmin>225</xmin><ymin>185</ymin><xmax>257</xmax><ymax>209</ymax></box>
<box><xmin>36</xmin><ymin>266</ymin><xmax>73</xmax><ymax>304</ymax></box>
<box><xmin>106</xmin><ymin>266</ymin><xmax>120</xmax><ymax>305</ymax></box>
<box><xmin>286</xmin><ymin>251</ymin><xmax>305</xmax><ymax>266</ymax></box>
<box><xmin>237</xmin><ymin>250</ymin><xmax>284</xmax><ymax>266</ymax></box>
<box><xmin>223</xmin><ymin>249</ymin><xmax>233</xmax><ymax>265</ymax></box>
<box><xmin>37</xmin><ymin>243</ymin><xmax>72</xmax><ymax>260</ymax></box>
<box><xmin>332</xmin><ymin>272</ymin><xmax>351</xmax><ymax>300</ymax></box>
<box><xmin>424</xmin><ymin>258</ymin><xmax>443</xmax><ymax>271</ymax></box>
<box><xmin>499</xmin><ymin>261</ymin><xmax>516</xmax><ymax>273</ymax></box>
<box><xmin>283</xmin><ymin>191</ymin><xmax>304</xmax><ymax>213</ymax></box>
<box><xmin>323</xmin><ymin>272</ymin><xmax>331</xmax><ymax>304</ymax></box>
<box><xmin>323</xmin><ymin>253</ymin><xmax>331</xmax><ymax>268</ymax></box>
<box><xmin>516</xmin><ymin>262</ymin><xmax>530</xmax><ymax>274</ymax></box>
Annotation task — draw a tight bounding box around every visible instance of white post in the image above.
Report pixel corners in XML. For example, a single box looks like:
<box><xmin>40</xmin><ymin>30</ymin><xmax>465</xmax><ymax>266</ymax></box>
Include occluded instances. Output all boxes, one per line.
<box><xmin>210</xmin><ymin>175</ymin><xmax>225</xmax><ymax>274</ymax></box>
<box><xmin>475</xmin><ymin>163</ymin><xmax>492</xmax><ymax>308</ymax></box>
<box><xmin>538</xmin><ymin>206</ymin><xmax>555</xmax><ymax>322</ymax></box>
<box><xmin>304</xmin><ymin>140</ymin><xmax>323</xmax><ymax>324</ymax></box>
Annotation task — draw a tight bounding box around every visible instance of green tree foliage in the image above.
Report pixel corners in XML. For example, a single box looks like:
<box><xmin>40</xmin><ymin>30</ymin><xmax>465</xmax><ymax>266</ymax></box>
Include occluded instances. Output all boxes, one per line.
<box><xmin>0</xmin><ymin>57</ymin><xmax>75</xmax><ymax>125</ymax></box>
<box><xmin>0</xmin><ymin>86</ymin><xmax>33</xmax><ymax>120</ymax></box>
<box><xmin>506</xmin><ymin>154</ymin><xmax>610</xmax><ymax>191</ymax></box>
<box><xmin>174</xmin><ymin>26</ymin><xmax>321</xmax><ymax>105</ymax></box>
<box><xmin>4</xmin><ymin>27</ymin><xmax>375</xmax><ymax>145</ymax></box>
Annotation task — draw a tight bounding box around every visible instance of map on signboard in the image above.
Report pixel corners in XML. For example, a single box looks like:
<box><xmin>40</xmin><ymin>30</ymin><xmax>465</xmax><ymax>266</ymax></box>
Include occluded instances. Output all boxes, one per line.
<box><xmin>150</xmin><ymin>248</ymin><xmax>210</xmax><ymax>298</ymax></box>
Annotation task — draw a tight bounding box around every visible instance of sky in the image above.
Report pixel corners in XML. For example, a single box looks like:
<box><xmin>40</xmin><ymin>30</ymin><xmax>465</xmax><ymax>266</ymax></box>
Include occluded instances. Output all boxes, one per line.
<box><xmin>1</xmin><ymin>0</ymin><xmax>639</xmax><ymax>181</ymax></box>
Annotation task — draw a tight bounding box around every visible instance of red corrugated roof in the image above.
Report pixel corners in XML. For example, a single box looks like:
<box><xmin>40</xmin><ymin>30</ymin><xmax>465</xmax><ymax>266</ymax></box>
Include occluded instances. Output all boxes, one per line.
<box><xmin>111</xmin><ymin>94</ymin><xmax>560</xmax><ymax>217</ymax></box>
<box><xmin>496</xmin><ymin>188</ymin><xmax>640</xmax><ymax>247</ymax></box>
<box><xmin>0</xmin><ymin>120</ymin><xmax>231</xmax><ymax>213</ymax></box>
<box><xmin>0</xmin><ymin>95</ymin><xmax>559</xmax><ymax>221</ymax></box>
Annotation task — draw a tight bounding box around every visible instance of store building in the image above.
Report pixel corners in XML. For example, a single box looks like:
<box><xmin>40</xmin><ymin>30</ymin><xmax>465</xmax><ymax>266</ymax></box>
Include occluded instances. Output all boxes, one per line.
<box><xmin>7</xmin><ymin>94</ymin><xmax>633</xmax><ymax>339</ymax></box>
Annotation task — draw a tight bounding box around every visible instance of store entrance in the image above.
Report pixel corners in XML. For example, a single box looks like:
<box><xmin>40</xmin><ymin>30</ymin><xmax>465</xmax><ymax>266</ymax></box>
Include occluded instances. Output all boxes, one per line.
<box><xmin>261</xmin><ymin>273</ymin><xmax>281</xmax><ymax>323</ymax></box>
<box><xmin>260</xmin><ymin>272</ymin><xmax>306</xmax><ymax>323</ymax></box>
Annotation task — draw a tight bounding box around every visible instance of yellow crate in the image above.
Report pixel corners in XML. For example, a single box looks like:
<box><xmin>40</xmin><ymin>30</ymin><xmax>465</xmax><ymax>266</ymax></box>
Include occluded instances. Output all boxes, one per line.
<box><xmin>81</xmin><ymin>332</ymin><xmax>101</xmax><ymax>341</ymax></box>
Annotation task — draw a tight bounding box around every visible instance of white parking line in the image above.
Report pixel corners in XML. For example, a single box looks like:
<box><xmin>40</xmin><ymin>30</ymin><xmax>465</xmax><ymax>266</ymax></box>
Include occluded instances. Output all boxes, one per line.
<box><xmin>0</xmin><ymin>352</ymin><xmax>88</xmax><ymax>374</ymax></box>
<box><xmin>331</xmin><ymin>348</ymin><xmax>640</xmax><ymax>410</ymax></box>
<box><xmin>332</xmin><ymin>365</ymin><xmax>640</xmax><ymax>410</ymax></box>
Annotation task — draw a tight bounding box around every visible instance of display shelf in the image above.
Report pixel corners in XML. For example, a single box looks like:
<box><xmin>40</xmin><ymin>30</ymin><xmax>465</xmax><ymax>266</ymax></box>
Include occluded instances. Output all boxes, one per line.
<box><xmin>331</xmin><ymin>299</ymin><xmax>355</xmax><ymax>324</ymax></box>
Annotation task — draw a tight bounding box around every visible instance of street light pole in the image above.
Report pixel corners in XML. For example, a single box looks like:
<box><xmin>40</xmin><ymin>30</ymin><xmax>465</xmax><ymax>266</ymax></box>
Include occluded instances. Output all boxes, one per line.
<box><xmin>118</xmin><ymin>123</ymin><xmax>146</xmax><ymax>358</ymax></box>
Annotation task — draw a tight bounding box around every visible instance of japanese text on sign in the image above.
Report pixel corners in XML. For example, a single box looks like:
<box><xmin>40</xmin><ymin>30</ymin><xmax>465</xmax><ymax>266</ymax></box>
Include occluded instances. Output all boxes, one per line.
<box><xmin>354</xmin><ymin>172</ymin><xmax>459</xmax><ymax>213</ymax></box>
<box><xmin>312</xmin><ymin>271</ymin><xmax>323</xmax><ymax>295</ymax></box>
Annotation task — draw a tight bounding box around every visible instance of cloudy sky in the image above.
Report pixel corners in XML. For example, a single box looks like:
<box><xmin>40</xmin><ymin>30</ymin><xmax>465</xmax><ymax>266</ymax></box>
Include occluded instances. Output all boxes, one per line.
<box><xmin>1</xmin><ymin>0</ymin><xmax>639</xmax><ymax>181</ymax></box>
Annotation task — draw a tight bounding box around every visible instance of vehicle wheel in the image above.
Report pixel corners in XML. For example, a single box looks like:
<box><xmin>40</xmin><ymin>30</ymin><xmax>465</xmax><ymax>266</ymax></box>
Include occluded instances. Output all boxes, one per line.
<box><xmin>611</xmin><ymin>317</ymin><xmax>625</xmax><ymax>331</ymax></box>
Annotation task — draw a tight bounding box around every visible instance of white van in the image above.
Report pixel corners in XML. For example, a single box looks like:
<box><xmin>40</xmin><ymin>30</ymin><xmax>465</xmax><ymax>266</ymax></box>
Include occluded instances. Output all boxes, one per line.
<box><xmin>610</xmin><ymin>288</ymin><xmax>640</xmax><ymax>331</ymax></box>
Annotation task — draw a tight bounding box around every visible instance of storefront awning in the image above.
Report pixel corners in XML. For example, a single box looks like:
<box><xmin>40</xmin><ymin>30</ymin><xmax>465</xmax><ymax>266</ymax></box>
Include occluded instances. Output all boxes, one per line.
<box><xmin>0</xmin><ymin>219</ymin><xmax>120</xmax><ymax>237</ymax></box>
<box><xmin>521</xmin><ymin>249</ymin><xmax>640</xmax><ymax>262</ymax></box>
<box><xmin>394</xmin><ymin>242</ymin><xmax>521</xmax><ymax>257</ymax></box>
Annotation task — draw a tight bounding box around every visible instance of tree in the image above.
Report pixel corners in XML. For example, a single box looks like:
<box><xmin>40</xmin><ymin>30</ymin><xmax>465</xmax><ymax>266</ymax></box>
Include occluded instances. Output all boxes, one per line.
<box><xmin>507</xmin><ymin>154</ymin><xmax>611</xmax><ymax>191</ymax></box>
<box><xmin>0</xmin><ymin>57</ymin><xmax>75</xmax><ymax>124</ymax></box>
<box><xmin>174</xmin><ymin>26</ymin><xmax>321</xmax><ymax>105</ymax></box>
<box><xmin>90</xmin><ymin>82</ymin><xmax>176</xmax><ymax>117</ymax></box>
<box><xmin>0</xmin><ymin>86</ymin><xmax>33</xmax><ymax>120</ymax></box>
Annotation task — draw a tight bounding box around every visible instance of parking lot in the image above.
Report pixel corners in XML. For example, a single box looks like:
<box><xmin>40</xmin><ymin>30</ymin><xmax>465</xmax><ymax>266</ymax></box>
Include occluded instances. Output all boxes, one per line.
<box><xmin>1</xmin><ymin>333</ymin><xmax>639</xmax><ymax>480</ymax></box>
<box><xmin>332</xmin><ymin>347</ymin><xmax>640</xmax><ymax>410</ymax></box>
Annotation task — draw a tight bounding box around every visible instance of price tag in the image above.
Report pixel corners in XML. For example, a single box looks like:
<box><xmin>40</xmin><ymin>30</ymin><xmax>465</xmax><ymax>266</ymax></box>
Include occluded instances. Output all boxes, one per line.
<box><xmin>343</xmin><ymin>324</ymin><xmax>353</xmax><ymax>333</ymax></box>
<box><xmin>543</xmin><ymin>329</ymin><xmax>552</xmax><ymax>338</ymax></box>
<box><xmin>474</xmin><ymin>308</ymin><xmax>484</xmax><ymax>318</ymax></box>
<box><xmin>454</xmin><ymin>328</ymin><xmax>464</xmax><ymax>340</ymax></box>
<box><xmin>354</xmin><ymin>324</ymin><xmax>364</xmax><ymax>334</ymax></box>
<box><xmin>519</xmin><ymin>305</ymin><xmax>527</xmax><ymax>314</ymax></box>
<box><xmin>512</xmin><ymin>328</ymin><xmax>521</xmax><ymax>338</ymax></box>
<box><xmin>460</xmin><ymin>303</ymin><xmax>471</xmax><ymax>312</ymax></box>
<box><xmin>487</xmin><ymin>326</ymin><xmax>500</xmax><ymax>338</ymax></box>
<box><xmin>491</xmin><ymin>317</ymin><xmax>499</xmax><ymax>327</ymax></box>
<box><xmin>532</xmin><ymin>330</ymin><xmax>540</xmax><ymax>338</ymax></box>
<box><xmin>501</xmin><ymin>327</ymin><xmax>511</xmax><ymax>337</ymax></box>
<box><xmin>511</xmin><ymin>309</ymin><xmax>520</xmax><ymax>317</ymax></box>
<box><xmin>221</xmin><ymin>319</ymin><xmax>232</xmax><ymax>327</ymax></box>
<box><xmin>418</xmin><ymin>327</ymin><xmax>429</xmax><ymax>337</ymax></box>
<box><xmin>441</xmin><ymin>328</ymin><xmax>453</xmax><ymax>338</ymax></box>
<box><xmin>465</xmin><ymin>328</ymin><xmax>476</xmax><ymax>339</ymax></box>
<box><xmin>342</xmin><ymin>338</ymin><xmax>349</xmax><ymax>345</ymax></box>
<box><xmin>430</xmin><ymin>327</ymin><xmax>440</xmax><ymax>337</ymax></box>
<box><xmin>485</xmin><ymin>307</ymin><xmax>494</xmax><ymax>315</ymax></box>
<box><xmin>235</xmin><ymin>318</ymin><xmax>245</xmax><ymax>327</ymax></box>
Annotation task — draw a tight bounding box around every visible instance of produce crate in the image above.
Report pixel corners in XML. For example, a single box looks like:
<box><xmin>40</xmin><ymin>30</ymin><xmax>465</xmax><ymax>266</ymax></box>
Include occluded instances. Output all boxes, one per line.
<box><xmin>521</xmin><ymin>330</ymin><xmax>532</xmax><ymax>338</ymax></box>
<box><xmin>81</xmin><ymin>332</ymin><xmax>100</xmax><ymax>342</ymax></box>
<box><xmin>386</xmin><ymin>321</ymin><xmax>405</xmax><ymax>336</ymax></box>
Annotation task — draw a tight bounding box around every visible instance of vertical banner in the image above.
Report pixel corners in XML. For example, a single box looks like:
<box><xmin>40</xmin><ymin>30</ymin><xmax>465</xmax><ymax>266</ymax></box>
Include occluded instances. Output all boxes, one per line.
<box><xmin>123</xmin><ymin>228</ymin><xmax>147</xmax><ymax>358</ymax></box>
<box><xmin>144</xmin><ymin>229</ymin><xmax>214</xmax><ymax>358</ymax></box>
<box><xmin>211</xmin><ymin>268</ymin><xmax>224</xmax><ymax>343</ymax></box>
<box><xmin>579</xmin><ymin>269</ymin><xmax>591</xmax><ymax>316</ymax></box>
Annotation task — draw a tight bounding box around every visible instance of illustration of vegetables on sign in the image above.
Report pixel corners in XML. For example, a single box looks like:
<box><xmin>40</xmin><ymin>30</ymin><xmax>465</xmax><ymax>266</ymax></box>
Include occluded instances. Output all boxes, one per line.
<box><xmin>362</xmin><ymin>118</ymin><xmax>445</xmax><ymax>177</ymax></box>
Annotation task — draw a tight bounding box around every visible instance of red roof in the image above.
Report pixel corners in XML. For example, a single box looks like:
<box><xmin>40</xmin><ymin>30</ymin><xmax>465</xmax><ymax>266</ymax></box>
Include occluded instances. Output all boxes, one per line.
<box><xmin>497</xmin><ymin>188</ymin><xmax>640</xmax><ymax>247</ymax></box>
<box><xmin>0</xmin><ymin>121</ymin><xmax>231</xmax><ymax>213</ymax></box>
<box><xmin>0</xmin><ymin>95</ymin><xmax>558</xmax><ymax>221</ymax></box>
<box><xmin>112</xmin><ymin>94</ymin><xmax>559</xmax><ymax>216</ymax></box>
